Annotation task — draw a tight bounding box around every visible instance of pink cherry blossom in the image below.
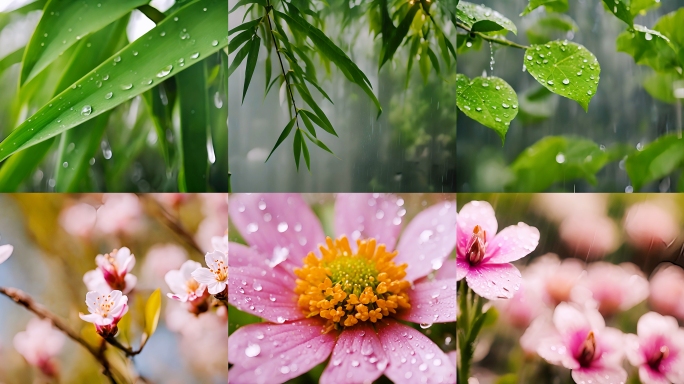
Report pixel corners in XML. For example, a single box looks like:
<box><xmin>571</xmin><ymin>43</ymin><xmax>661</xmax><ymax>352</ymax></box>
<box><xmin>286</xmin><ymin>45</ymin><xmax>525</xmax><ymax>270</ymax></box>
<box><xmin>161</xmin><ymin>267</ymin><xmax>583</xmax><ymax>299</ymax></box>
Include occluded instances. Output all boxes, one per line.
<box><xmin>59</xmin><ymin>202</ymin><xmax>97</xmax><ymax>238</ymax></box>
<box><xmin>535</xmin><ymin>303</ymin><xmax>627</xmax><ymax>384</ymax></box>
<box><xmin>83</xmin><ymin>247</ymin><xmax>137</xmax><ymax>294</ymax></box>
<box><xmin>79</xmin><ymin>290</ymin><xmax>129</xmax><ymax>338</ymax></box>
<box><xmin>456</xmin><ymin>201</ymin><xmax>540</xmax><ymax>300</ymax></box>
<box><xmin>578</xmin><ymin>262</ymin><xmax>649</xmax><ymax>316</ymax></box>
<box><xmin>0</xmin><ymin>244</ymin><xmax>12</xmax><ymax>264</ymax></box>
<box><xmin>625</xmin><ymin>312</ymin><xmax>684</xmax><ymax>384</ymax></box>
<box><xmin>192</xmin><ymin>250</ymin><xmax>227</xmax><ymax>295</ymax></box>
<box><xmin>13</xmin><ymin>318</ymin><xmax>65</xmax><ymax>377</ymax></box>
<box><xmin>95</xmin><ymin>194</ymin><xmax>142</xmax><ymax>235</ymax></box>
<box><xmin>524</xmin><ymin>253</ymin><xmax>586</xmax><ymax>307</ymax></box>
<box><xmin>140</xmin><ymin>244</ymin><xmax>188</xmax><ymax>289</ymax></box>
<box><xmin>624</xmin><ymin>202</ymin><xmax>679</xmax><ymax>251</ymax></box>
<box><xmin>648</xmin><ymin>265</ymin><xmax>684</xmax><ymax>320</ymax></box>
<box><xmin>165</xmin><ymin>260</ymin><xmax>207</xmax><ymax>302</ymax></box>
<box><xmin>228</xmin><ymin>194</ymin><xmax>456</xmax><ymax>384</ymax></box>
<box><xmin>559</xmin><ymin>214</ymin><xmax>618</xmax><ymax>260</ymax></box>
<box><xmin>212</xmin><ymin>234</ymin><xmax>228</xmax><ymax>254</ymax></box>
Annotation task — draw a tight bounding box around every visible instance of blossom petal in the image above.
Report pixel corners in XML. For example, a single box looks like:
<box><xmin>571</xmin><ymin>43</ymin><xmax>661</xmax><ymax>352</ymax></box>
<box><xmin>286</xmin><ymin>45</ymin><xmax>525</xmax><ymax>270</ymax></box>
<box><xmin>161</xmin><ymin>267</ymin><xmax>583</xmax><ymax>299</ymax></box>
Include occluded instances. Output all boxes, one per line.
<box><xmin>571</xmin><ymin>365</ymin><xmax>627</xmax><ymax>384</ymax></box>
<box><xmin>436</xmin><ymin>258</ymin><xmax>456</xmax><ymax>280</ymax></box>
<box><xmin>464</xmin><ymin>263</ymin><xmax>521</xmax><ymax>300</ymax></box>
<box><xmin>485</xmin><ymin>223</ymin><xmax>540</xmax><ymax>264</ymax></box>
<box><xmin>319</xmin><ymin>323</ymin><xmax>388</xmax><ymax>384</ymax></box>
<box><xmin>0</xmin><ymin>244</ymin><xmax>13</xmax><ymax>264</ymax></box>
<box><xmin>229</xmin><ymin>265</ymin><xmax>303</xmax><ymax>323</ymax></box>
<box><xmin>229</xmin><ymin>194</ymin><xmax>325</xmax><ymax>270</ymax></box>
<box><xmin>228</xmin><ymin>242</ymin><xmax>271</xmax><ymax>268</ymax></box>
<box><xmin>457</xmin><ymin>201</ymin><xmax>497</xmax><ymax>258</ymax></box>
<box><xmin>334</xmin><ymin>194</ymin><xmax>403</xmax><ymax>251</ymax></box>
<box><xmin>639</xmin><ymin>366</ymin><xmax>671</xmax><ymax>384</ymax></box>
<box><xmin>191</xmin><ymin>268</ymin><xmax>216</xmax><ymax>285</ymax></box>
<box><xmin>398</xmin><ymin>279</ymin><xmax>456</xmax><ymax>324</ymax></box>
<box><xmin>79</xmin><ymin>313</ymin><xmax>102</xmax><ymax>324</ymax></box>
<box><xmin>395</xmin><ymin>201</ymin><xmax>456</xmax><ymax>282</ymax></box>
<box><xmin>537</xmin><ymin>334</ymin><xmax>580</xmax><ymax>370</ymax></box>
<box><xmin>377</xmin><ymin>319</ymin><xmax>456</xmax><ymax>384</ymax></box>
<box><xmin>553</xmin><ymin>303</ymin><xmax>604</xmax><ymax>336</ymax></box>
<box><xmin>228</xmin><ymin>319</ymin><xmax>335</xmax><ymax>384</ymax></box>
<box><xmin>456</xmin><ymin>259</ymin><xmax>468</xmax><ymax>281</ymax></box>
<box><xmin>637</xmin><ymin>311</ymin><xmax>679</xmax><ymax>341</ymax></box>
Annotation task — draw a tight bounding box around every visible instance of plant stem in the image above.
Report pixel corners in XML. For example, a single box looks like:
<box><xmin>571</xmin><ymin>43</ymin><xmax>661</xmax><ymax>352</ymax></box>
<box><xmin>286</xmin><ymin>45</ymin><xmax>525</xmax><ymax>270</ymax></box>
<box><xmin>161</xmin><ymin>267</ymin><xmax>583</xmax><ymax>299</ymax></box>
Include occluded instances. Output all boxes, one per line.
<box><xmin>105</xmin><ymin>336</ymin><xmax>143</xmax><ymax>356</ymax></box>
<box><xmin>456</xmin><ymin>21</ymin><xmax>530</xmax><ymax>50</ymax></box>
<box><xmin>0</xmin><ymin>286</ymin><xmax>118</xmax><ymax>383</ymax></box>
<box><xmin>457</xmin><ymin>281</ymin><xmax>486</xmax><ymax>384</ymax></box>
<box><xmin>140</xmin><ymin>195</ymin><xmax>204</xmax><ymax>254</ymax></box>
<box><xmin>265</xmin><ymin>0</ymin><xmax>301</xmax><ymax>130</ymax></box>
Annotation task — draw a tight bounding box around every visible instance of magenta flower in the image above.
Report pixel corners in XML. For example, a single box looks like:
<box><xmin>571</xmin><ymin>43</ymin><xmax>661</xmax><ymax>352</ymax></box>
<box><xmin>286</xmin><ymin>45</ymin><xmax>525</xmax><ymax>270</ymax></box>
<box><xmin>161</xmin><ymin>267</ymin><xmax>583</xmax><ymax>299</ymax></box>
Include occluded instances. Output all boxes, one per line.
<box><xmin>0</xmin><ymin>244</ymin><xmax>12</xmax><ymax>264</ymax></box>
<box><xmin>228</xmin><ymin>194</ymin><xmax>456</xmax><ymax>384</ymax></box>
<box><xmin>83</xmin><ymin>247</ymin><xmax>137</xmax><ymax>294</ymax></box>
<box><xmin>536</xmin><ymin>303</ymin><xmax>627</xmax><ymax>384</ymax></box>
<box><xmin>456</xmin><ymin>201</ymin><xmax>540</xmax><ymax>300</ymax></box>
<box><xmin>79</xmin><ymin>290</ymin><xmax>129</xmax><ymax>338</ymax></box>
<box><xmin>13</xmin><ymin>318</ymin><xmax>65</xmax><ymax>378</ymax></box>
<box><xmin>625</xmin><ymin>312</ymin><xmax>684</xmax><ymax>384</ymax></box>
<box><xmin>578</xmin><ymin>262</ymin><xmax>649</xmax><ymax>316</ymax></box>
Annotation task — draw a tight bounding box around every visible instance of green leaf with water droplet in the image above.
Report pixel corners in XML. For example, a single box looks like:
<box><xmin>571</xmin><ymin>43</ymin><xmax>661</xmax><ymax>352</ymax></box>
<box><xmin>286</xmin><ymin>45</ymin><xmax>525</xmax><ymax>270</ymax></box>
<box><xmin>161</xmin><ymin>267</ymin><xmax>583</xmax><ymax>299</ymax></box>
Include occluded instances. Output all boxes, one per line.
<box><xmin>379</xmin><ymin>2</ymin><xmax>420</xmax><ymax>68</ymax></box>
<box><xmin>625</xmin><ymin>134</ymin><xmax>684</xmax><ymax>191</ymax></box>
<box><xmin>630</xmin><ymin>0</ymin><xmax>661</xmax><ymax>17</ymax></box>
<box><xmin>0</xmin><ymin>0</ymin><xmax>228</xmax><ymax>163</ymax></box>
<box><xmin>526</xmin><ymin>14</ymin><xmax>578</xmax><ymax>45</ymax></box>
<box><xmin>456</xmin><ymin>2</ymin><xmax>517</xmax><ymax>35</ymax></box>
<box><xmin>617</xmin><ymin>25</ymin><xmax>679</xmax><ymax>72</ymax></box>
<box><xmin>507</xmin><ymin>136</ymin><xmax>620</xmax><ymax>192</ymax></box>
<box><xmin>601</xmin><ymin>0</ymin><xmax>634</xmax><ymax>26</ymax></box>
<box><xmin>643</xmin><ymin>71</ymin><xmax>681</xmax><ymax>104</ymax></box>
<box><xmin>456</xmin><ymin>74</ymin><xmax>518</xmax><ymax>143</ymax></box>
<box><xmin>19</xmin><ymin>0</ymin><xmax>150</xmax><ymax>86</ymax></box>
<box><xmin>524</xmin><ymin>40</ymin><xmax>600</xmax><ymax>111</ymax></box>
<box><xmin>520</xmin><ymin>0</ymin><xmax>568</xmax><ymax>16</ymax></box>
<box><xmin>652</xmin><ymin>9</ymin><xmax>684</xmax><ymax>67</ymax></box>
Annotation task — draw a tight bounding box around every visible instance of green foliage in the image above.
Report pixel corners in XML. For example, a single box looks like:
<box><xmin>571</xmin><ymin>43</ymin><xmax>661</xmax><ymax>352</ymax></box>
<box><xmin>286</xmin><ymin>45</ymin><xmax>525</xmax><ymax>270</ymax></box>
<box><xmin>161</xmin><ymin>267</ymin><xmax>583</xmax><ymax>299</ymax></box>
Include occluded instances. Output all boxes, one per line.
<box><xmin>524</xmin><ymin>40</ymin><xmax>600</xmax><ymax>111</ymax></box>
<box><xmin>525</xmin><ymin>14</ymin><xmax>577</xmax><ymax>44</ymax></box>
<box><xmin>456</xmin><ymin>2</ymin><xmax>517</xmax><ymax>35</ymax></box>
<box><xmin>456</xmin><ymin>74</ymin><xmax>518</xmax><ymax>142</ymax></box>
<box><xmin>625</xmin><ymin>134</ymin><xmax>684</xmax><ymax>191</ymax></box>
<box><xmin>520</xmin><ymin>0</ymin><xmax>568</xmax><ymax>16</ymax></box>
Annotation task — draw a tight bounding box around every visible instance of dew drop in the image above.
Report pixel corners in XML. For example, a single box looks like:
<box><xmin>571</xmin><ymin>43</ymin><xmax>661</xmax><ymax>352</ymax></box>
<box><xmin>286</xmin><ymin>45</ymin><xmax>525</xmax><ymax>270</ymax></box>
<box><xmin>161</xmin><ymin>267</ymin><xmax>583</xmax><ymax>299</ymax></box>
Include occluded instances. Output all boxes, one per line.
<box><xmin>121</xmin><ymin>83</ymin><xmax>133</xmax><ymax>90</ymax></box>
<box><xmin>190</xmin><ymin>52</ymin><xmax>200</xmax><ymax>59</ymax></box>
<box><xmin>211</xmin><ymin>40</ymin><xmax>219</xmax><ymax>46</ymax></box>
<box><xmin>245</xmin><ymin>343</ymin><xmax>261</xmax><ymax>357</ymax></box>
<box><xmin>80</xmin><ymin>105</ymin><xmax>92</xmax><ymax>116</ymax></box>
<box><xmin>562</xmin><ymin>78</ymin><xmax>570</xmax><ymax>85</ymax></box>
<box><xmin>157</xmin><ymin>65</ymin><xmax>173</xmax><ymax>78</ymax></box>
<box><xmin>105</xmin><ymin>92</ymin><xmax>113</xmax><ymax>100</ymax></box>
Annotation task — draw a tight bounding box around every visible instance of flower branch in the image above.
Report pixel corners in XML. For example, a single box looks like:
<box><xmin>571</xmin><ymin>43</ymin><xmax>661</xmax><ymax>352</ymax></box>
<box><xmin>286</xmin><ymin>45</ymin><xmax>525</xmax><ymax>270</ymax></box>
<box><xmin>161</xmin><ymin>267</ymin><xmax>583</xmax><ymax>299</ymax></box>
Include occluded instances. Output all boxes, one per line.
<box><xmin>140</xmin><ymin>195</ymin><xmax>204</xmax><ymax>254</ymax></box>
<box><xmin>456</xmin><ymin>20</ymin><xmax>530</xmax><ymax>50</ymax></box>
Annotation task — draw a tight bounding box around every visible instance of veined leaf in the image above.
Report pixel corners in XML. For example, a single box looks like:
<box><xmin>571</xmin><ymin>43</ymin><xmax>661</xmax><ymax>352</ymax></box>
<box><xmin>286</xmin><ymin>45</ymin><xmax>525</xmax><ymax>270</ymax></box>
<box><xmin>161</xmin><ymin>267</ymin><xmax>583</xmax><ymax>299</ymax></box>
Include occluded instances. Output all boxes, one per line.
<box><xmin>626</xmin><ymin>134</ymin><xmax>684</xmax><ymax>191</ymax></box>
<box><xmin>602</xmin><ymin>0</ymin><xmax>633</xmax><ymax>26</ymax></box>
<box><xmin>617</xmin><ymin>25</ymin><xmax>680</xmax><ymax>72</ymax></box>
<box><xmin>524</xmin><ymin>40</ymin><xmax>600</xmax><ymax>111</ymax></box>
<box><xmin>456</xmin><ymin>74</ymin><xmax>518</xmax><ymax>142</ymax></box>
<box><xmin>243</xmin><ymin>35</ymin><xmax>260</xmax><ymax>103</ymax></box>
<box><xmin>0</xmin><ymin>0</ymin><xmax>229</xmax><ymax>163</ymax></box>
<box><xmin>227</xmin><ymin>36</ymin><xmax>253</xmax><ymax>78</ymax></box>
<box><xmin>19</xmin><ymin>0</ymin><xmax>149</xmax><ymax>86</ymax></box>
<box><xmin>456</xmin><ymin>2</ymin><xmax>517</xmax><ymax>35</ymax></box>
<box><xmin>520</xmin><ymin>0</ymin><xmax>568</xmax><ymax>16</ymax></box>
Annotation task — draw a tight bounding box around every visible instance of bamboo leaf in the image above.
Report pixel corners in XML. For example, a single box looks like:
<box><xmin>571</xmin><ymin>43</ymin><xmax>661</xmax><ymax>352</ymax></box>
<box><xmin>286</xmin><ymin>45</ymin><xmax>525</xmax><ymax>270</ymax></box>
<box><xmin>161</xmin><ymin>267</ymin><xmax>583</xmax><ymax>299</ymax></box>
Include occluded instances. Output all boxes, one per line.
<box><xmin>266</xmin><ymin>116</ymin><xmax>297</xmax><ymax>162</ymax></box>
<box><xmin>243</xmin><ymin>35</ymin><xmax>260</xmax><ymax>103</ymax></box>
<box><xmin>293</xmin><ymin>84</ymin><xmax>337</xmax><ymax>136</ymax></box>
<box><xmin>227</xmin><ymin>37</ymin><xmax>253</xmax><ymax>78</ymax></box>
<box><xmin>293</xmin><ymin>128</ymin><xmax>302</xmax><ymax>170</ymax></box>
<box><xmin>301</xmin><ymin>129</ymin><xmax>334</xmax><ymax>155</ymax></box>
<box><xmin>380</xmin><ymin>2</ymin><xmax>420</xmax><ymax>68</ymax></box>
<box><xmin>299</xmin><ymin>108</ymin><xmax>337</xmax><ymax>137</ymax></box>
<box><xmin>301</xmin><ymin>134</ymin><xmax>310</xmax><ymax>171</ymax></box>
<box><xmin>299</xmin><ymin>111</ymin><xmax>317</xmax><ymax>137</ymax></box>
<box><xmin>427</xmin><ymin>46</ymin><xmax>441</xmax><ymax>75</ymax></box>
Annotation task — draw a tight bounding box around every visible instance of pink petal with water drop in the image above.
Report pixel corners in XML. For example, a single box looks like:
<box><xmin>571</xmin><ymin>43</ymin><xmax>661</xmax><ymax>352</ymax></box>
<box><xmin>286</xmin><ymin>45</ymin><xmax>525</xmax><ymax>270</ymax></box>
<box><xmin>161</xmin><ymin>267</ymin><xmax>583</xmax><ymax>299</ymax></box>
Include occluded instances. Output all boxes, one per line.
<box><xmin>229</xmin><ymin>194</ymin><xmax>325</xmax><ymax>270</ymax></box>
<box><xmin>228</xmin><ymin>242</ymin><xmax>270</xmax><ymax>268</ymax></box>
<box><xmin>571</xmin><ymin>365</ymin><xmax>627</xmax><ymax>384</ymax></box>
<box><xmin>484</xmin><ymin>223</ymin><xmax>540</xmax><ymax>264</ymax></box>
<box><xmin>456</xmin><ymin>258</ymin><xmax>469</xmax><ymax>281</ymax></box>
<box><xmin>376</xmin><ymin>320</ymin><xmax>456</xmax><ymax>384</ymax></box>
<box><xmin>334</xmin><ymin>194</ymin><xmax>403</xmax><ymax>251</ymax></box>
<box><xmin>398</xmin><ymin>279</ymin><xmax>456</xmax><ymax>324</ymax></box>
<box><xmin>320</xmin><ymin>322</ymin><xmax>388</xmax><ymax>384</ymax></box>
<box><xmin>457</xmin><ymin>201</ymin><xmax>497</xmax><ymax>258</ymax></box>
<box><xmin>436</xmin><ymin>258</ymin><xmax>456</xmax><ymax>280</ymax></box>
<box><xmin>228</xmin><ymin>319</ymin><xmax>335</xmax><ymax>384</ymax></box>
<box><xmin>464</xmin><ymin>262</ymin><xmax>521</xmax><ymax>300</ymax></box>
<box><xmin>395</xmin><ymin>201</ymin><xmax>456</xmax><ymax>282</ymax></box>
<box><xmin>229</xmin><ymin>265</ymin><xmax>302</xmax><ymax>323</ymax></box>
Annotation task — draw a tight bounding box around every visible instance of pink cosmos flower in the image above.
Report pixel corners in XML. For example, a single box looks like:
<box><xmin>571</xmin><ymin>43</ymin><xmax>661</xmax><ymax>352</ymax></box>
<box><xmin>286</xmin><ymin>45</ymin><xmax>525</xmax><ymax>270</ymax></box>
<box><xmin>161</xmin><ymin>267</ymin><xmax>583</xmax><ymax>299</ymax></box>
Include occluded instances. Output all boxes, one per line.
<box><xmin>624</xmin><ymin>202</ymin><xmax>679</xmax><ymax>251</ymax></box>
<box><xmin>13</xmin><ymin>318</ymin><xmax>65</xmax><ymax>377</ymax></box>
<box><xmin>59</xmin><ymin>202</ymin><xmax>97</xmax><ymax>238</ymax></box>
<box><xmin>166</xmin><ymin>260</ymin><xmax>207</xmax><ymax>302</ymax></box>
<box><xmin>0</xmin><ymin>244</ymin><xmax>12</xmax><ymax>264</ymax></box>
<box><xmin>228</xmin><ymin>194</ymin><xmax>456</xmax><ymax>384</ymax></box>
<box><xmin>79</xmin><ymin>290</ymin><xmax>129</xmax><ymax>338</ymax></box>
<box><xmin>95</xmin><ymin>194</ymin><xmax>142</xmax><ymax>235</ymax></box>
<box><xmin>648</xmin><ymin>265</ymin><xmax>684</xmax><ymax>320</ymax></box>
<box><xmin>456</xmin><ymin>201</ymin><xmax>540</xmax><ymax>300</ymax></box>
<box><xmin>535</xmin><ymin>303</ymin><xmax>627</xmax><ymax>384</ymax></box>
<box><xmin>192</xmin><ymin>250</ymin><xmax>228</xmax><ymax>295</ymax></box>
<box><xmin>625</xmin><ymin>312</ymin><xmax>684</xmax><ymax>384</ymax></box>
<box><xmin>493</xmin><ymin>278</ymin><xmax>547</xmax><ymax>329</ymax></box>
<box><xmin>578</xmin><ymin>262</ymin><xmax>649</xmax><ymax>316</ymax></box>
<box><xmin>83</xmin><ymin>247</ymin><xmax>137</xmax><ymax>294</ymax></box>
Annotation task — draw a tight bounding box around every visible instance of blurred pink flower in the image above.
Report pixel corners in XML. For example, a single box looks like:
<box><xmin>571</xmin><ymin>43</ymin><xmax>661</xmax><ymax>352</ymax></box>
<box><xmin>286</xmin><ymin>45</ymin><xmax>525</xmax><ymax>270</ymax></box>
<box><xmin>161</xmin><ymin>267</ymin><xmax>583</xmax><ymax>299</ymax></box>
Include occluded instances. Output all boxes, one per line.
<box><xmin>59</xmin><ymin>202</ymin><xmax>97</xmax><ymax>238</ymax></box>
<box><xmin>83</xmin><ymin>247</ymin><xmax>137</xmax><ymax>294</ymax></box>
<box><xmin>536</xmin><ymin>303</ymin><xmax>627</xmax><ymax>384</ymax></box>
<box><xmin>0</xmin><ymin>244</ymin><xmax>12</xmax><ymax>264</ymax></box>
<box><xmin>140</xmin><ymin>244</ymin><xmax>188</xmax><ymax>289</ymax></box>
<box><xmin>13</xmin><ymin>318</ymin><xmax>65</xmax><ymax>377</ymax></box>
<box><xmin>493</xmin><ymin>278</ymin><xmax>547</xmax><ymax>329</ymax></box>
<box><xmin>228</xmin><ymin>194</ymin><xmax>456</xmax><ymax>384</ymax></box>
<box><xmin>192</xmin><ymin>250</ymin><xmax>228</xmax><ymax>295</ymax></box>
<box><xmin>533</xmin><ymin>194</ymin><xmax>607</xmax><ymax>223</ymax></box>
<box><xmin>578</xmin><ymin>262</ymin><xmax>649</xmax><ymax>316</ymax></box>
<box><xmin>624</xmin><ymin>202</ymin><xmax>679</xmax><ymax>251</ymax></box>
<box><xmin>79</xmin><ymin>290</ymin><xmax>129</xmax><ymax>338</ymax></box>
<box><xmin>212</xmin><ymin>234</ymin><xmax>228</xmax><ymax>254</ymax></box>
<box><xmin>456</xmin><ymin>201</ymin><xmax>540</xmax><ymax>300</ymax></box>
<box><xmin>649</xmin><ymin>265</ymin><xmax>684</xmax><ymax>320</ymax></box>
<box><xmin>559</xmin><ymin>214</ymin><xmax>618</xmax><ymax>259</ymax></box>
<box><xmin>625</xmin><ymin>312</ymin><xmax>684</xmax><ymax>384</ymax></box>
<box><xmin>524</xmin><ymin>253</ymin><xmax>586</xmax><ymax>307</ymax></box>
<box><xmin>95</xmin><ymin>194</ymin><xmax>142</xmax><ymax>235</ymax></box>
<box><xmin>196</xmin><ymin>216</ymin><xmax>228</xmax><ymax>253</ymax></box>
<box><xmin>166</xmin><ymin>260</ymin><xmax>206</xmax><ymax>302</ymax></box>
<box><xmin>152</xmin><ymin>193</ymin><xmax>189</xmax><ymax>209</ymax></box>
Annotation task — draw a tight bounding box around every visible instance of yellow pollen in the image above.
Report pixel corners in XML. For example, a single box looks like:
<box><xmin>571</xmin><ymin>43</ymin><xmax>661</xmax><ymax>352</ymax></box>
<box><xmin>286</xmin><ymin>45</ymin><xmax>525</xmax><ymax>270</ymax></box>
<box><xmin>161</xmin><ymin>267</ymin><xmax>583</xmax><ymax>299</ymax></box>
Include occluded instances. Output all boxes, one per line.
<box><xmin>294</xmin><ymin>236</ymin><xmax>411</xmax><ymax>332</ymax></box>
<box><xmin>212</xmin><ymin>259</ymin><xmax>228</xmax><ymax>281</ymax></box>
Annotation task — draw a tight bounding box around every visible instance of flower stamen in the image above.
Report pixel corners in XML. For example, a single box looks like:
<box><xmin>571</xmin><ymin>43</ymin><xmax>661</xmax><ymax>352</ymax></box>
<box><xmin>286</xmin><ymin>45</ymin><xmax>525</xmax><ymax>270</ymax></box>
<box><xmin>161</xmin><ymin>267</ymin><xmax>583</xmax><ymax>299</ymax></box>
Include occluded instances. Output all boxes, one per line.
<box><xmin>466</xmin><ymin>225</ymin><xmax>486</xmax><ymax>265</ymax></box>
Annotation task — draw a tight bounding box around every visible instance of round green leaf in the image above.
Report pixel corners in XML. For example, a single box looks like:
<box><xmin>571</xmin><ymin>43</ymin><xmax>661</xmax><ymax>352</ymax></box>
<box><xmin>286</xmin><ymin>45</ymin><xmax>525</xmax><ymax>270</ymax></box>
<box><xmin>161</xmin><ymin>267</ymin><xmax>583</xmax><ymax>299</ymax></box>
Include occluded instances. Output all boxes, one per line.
<box><xmin>520</xmin><ymin>0</ymin><xmax>568</xmax><ymax>16</ymax></box>
<box><xmin>602</xmin><ymin>0</ymin><xmax>633</xmax><ymax>26</ymax></box>
<box><xmin>456</xmin><ymin>74</ymin><xmax>518</xmax><ymax>142</ymax></box>
<box><xmin>456</xmin><ymin>2</ymin><xmax>517</xmax><ymax>35</ymax></box>
<box><xmin>626</xmin><ymin>134</ymin><xmax>684</xmax><ymax>191</ymax></box>
<box><xmin>616</xmin><ymin>25</ymin><xmax>679</xmax><ymax>72</ymax></box>
<box><xmin>524</xmin><ymin>40</ymin><xmax>600</xmax><ymax>111</ymax></box>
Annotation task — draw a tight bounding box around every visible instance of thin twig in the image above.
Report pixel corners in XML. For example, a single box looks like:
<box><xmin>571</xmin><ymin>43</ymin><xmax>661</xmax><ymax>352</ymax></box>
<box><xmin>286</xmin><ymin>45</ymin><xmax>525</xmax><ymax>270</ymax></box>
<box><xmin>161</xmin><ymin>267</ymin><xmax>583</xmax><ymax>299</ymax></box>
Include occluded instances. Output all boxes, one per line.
<box><xmin>456</xmin><ymin>21</ymin><xmax>530</xmax><ymax>49</ymax></box>
<box><xmin>139</xmin><ymin>195</ymin><xmax>204</xmax><ymax>254</ymax></box>
<box><xmin>105</xmin><ymin>336</ymin><xmax>142</xmax><ymax>356</ymax></box>
<box><xmin>265</xmin><ymin>0</ymin><xmax>301</xmax><ymax>130</ymax></box>
<box><xmin>0</xmin><ymin>287</ymin><xmax>118</xmax><ymax>383</ymax></box>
